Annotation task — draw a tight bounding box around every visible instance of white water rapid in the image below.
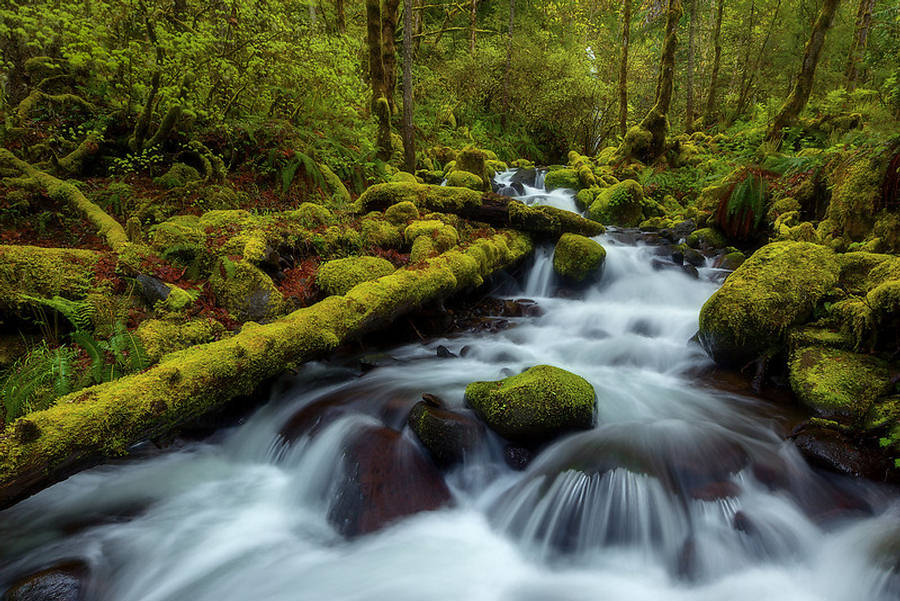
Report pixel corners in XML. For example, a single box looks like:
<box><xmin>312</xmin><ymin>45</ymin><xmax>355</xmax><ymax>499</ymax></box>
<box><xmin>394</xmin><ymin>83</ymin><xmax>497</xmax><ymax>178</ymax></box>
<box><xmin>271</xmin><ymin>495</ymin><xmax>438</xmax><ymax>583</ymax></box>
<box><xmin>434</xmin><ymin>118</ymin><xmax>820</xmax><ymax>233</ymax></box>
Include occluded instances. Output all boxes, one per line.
<box><xmin>1</xmin><ymin>172</ymin><xmax>897</xmax><ymax>601</ymax></box>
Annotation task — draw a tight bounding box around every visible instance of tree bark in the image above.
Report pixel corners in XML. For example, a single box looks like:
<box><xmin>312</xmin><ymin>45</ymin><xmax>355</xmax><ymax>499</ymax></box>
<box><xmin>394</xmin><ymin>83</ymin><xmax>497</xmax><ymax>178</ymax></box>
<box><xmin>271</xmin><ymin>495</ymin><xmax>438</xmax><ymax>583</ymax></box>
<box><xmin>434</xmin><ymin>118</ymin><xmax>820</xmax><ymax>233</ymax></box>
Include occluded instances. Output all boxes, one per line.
<box><xmin>685</xmin><ymin>0</ymin><xmax>697</xmax><ymax>131</ymax></box>
<box><xmin>618</xmin><ymin>0</ymin><xmax>631</xmax><ymax>138</ymax></box>
<box><xmin>502</xmin><ymin>0</ymin><xmax>515</xmax><ymax>126</ymax></box>
<box><xmin>336</xmin><ymin>0</ymin><xmax>346</xmax><ymax>33</ymax></box>
<box><xmin>402</xmin><ymin>0</ymin><xmax>416</xmax><ymax>172</ymax></box>
<box><xmin>469</xmin><ymin>0</ymin><xmax>477</xmax><ymax>54</ymax></box>
<box><xmin>366</xmin><ymin>0</ymin><xmax>385</xmax><ymax>109</ymax></box>
<box><xmin>766</xmin><ymin>0</ymin><xmax>841</xmax><ymax>144</ymax></box>
<box><xmin>382</xmin><ymin>0</ymin><xmax>401</xmax><ymax>113</ymax></box>
<box><xmin>703</xmin><ymin>0</ymin><xmax>724</xmax><ymax>127</ymax></box>
<box><xmin>654</xmin><ymin>0</ymin><xmax>681</xmax><ymax>118</ymax></box>
<box><xmin>735</xmin><ymin>0</ymin><xmax>782</xmax><ymax>120</ymax></box>
<box><xmin>845</xmin><ymin>0</ymin><xmax>875</xmax><ymax>89</ymax></box>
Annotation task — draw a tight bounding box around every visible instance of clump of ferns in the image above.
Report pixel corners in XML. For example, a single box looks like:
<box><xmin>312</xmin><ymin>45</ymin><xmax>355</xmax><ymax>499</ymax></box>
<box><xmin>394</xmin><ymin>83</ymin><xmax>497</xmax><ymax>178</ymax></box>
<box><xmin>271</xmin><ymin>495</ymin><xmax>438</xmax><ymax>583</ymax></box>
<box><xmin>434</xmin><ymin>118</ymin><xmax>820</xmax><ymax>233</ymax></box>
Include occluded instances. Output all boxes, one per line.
<box><xmin>714</xmin><ymin>166</ymin><xmax>772</xmax><ymax>240</ymax></box>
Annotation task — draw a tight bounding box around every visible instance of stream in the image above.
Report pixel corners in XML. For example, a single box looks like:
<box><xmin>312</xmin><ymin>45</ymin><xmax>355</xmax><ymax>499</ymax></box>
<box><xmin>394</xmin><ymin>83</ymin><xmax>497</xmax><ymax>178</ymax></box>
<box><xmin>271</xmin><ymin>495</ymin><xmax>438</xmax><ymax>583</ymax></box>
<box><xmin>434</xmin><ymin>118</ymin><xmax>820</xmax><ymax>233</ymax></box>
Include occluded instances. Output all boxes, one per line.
<box><xmin>1</xmin><ymin>173</ymin><xmax>898</xmax><ymax>600</ymax></box>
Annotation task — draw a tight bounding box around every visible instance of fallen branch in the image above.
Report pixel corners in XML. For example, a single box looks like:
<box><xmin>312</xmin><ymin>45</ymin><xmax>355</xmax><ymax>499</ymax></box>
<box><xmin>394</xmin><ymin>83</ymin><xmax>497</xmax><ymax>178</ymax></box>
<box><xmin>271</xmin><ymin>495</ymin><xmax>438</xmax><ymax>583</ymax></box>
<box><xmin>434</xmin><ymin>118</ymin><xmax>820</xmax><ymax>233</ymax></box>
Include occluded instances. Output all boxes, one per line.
<box><xmin>0</xmin><ymin>231</ymin><xmax>532</xmax><ymax>508</ymax></box>
<box><xmin>0</xmin><ymin>149</ymin><xmax>129</xmax><ymax>253</ymax></box>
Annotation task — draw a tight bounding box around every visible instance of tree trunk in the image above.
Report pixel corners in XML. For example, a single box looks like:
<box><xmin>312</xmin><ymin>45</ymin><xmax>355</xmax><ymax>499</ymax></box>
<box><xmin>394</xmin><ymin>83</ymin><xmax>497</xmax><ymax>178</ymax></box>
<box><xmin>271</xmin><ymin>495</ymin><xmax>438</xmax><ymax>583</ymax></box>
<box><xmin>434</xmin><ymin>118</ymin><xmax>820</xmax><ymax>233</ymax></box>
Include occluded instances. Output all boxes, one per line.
<box><xmin>618</xmin><ymin>0</ymin><xmax>631</xmax><ymax>138</ymax></box>
<box><xmin>309</xmin><ymin>0</ymin><xmax>317</xmax><ymax>25</ymax></box>
<box><xmin>366</xmin><ymin>0</ymin><xmax>392</xmax><ymax>159</ymax></box>
<box><xmin>736</xmin><ymin>0</ymin><xmax>783</xmax><ymax>119</ymax></box>
<box><xmin>654</xmin><ymin>0</ymin><xmax>681</xmax><ymax>117</ymax></box>
<box><xmin>336</xmin><ymin>0</ymin><xmax>346</xmax><ymax>33</ymax></box>
<box><xmin>685</xmin><ymin>0</ymin><xmax>697</xmax><ymax>131</ymax></box>
<box><xmin>382</xmin><ymin>0</ymin><xmax>401</xmax><ymax>113</ymax></box>
<box><xmin>402</xmin><ymin>0</ymin><xmax>416</xmax><ymax>172</ymax></box>
<box><xmin>845</xmin><ymin>0</ymin><xmax>875</xmax><ymax>89</ymax></box>
<box><xmin>766</xmin><ymin>0</ymin><xmax>841</xmax><ymax>144</ymax></box>
<box><xmin>502</xmin><ymin>0</ymin><xmax>515</xmax><ymax>126</ymax></box>
<box><xmin>469</xmin><ymin>0</ymin><xmax>477</xmax><ymax>54</ymax></box>
<box><xmin>703</xmin><ymin>0</ymin><xmax>724</xmax><ymax>127</ymax></box>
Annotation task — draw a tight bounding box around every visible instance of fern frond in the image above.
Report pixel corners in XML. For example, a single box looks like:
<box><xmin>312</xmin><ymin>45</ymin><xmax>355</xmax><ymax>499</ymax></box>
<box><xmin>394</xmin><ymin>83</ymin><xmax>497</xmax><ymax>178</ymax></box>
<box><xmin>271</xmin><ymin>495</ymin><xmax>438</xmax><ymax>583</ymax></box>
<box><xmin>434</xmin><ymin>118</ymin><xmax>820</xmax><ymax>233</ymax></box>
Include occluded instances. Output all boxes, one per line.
<box><xmin>19</xmin><ymin>295</ymin><xmax>93</xmax><ymax>332</ymax></box>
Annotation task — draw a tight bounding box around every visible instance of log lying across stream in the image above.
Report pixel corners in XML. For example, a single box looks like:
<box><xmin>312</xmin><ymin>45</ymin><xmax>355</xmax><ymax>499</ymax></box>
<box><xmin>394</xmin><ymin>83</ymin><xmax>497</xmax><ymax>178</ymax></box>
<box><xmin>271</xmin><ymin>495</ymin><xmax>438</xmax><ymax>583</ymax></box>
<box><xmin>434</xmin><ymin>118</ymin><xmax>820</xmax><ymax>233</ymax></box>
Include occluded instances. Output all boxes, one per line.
<box><xmin>0</xmin><ymin>230</ymin><xmax>532</xmax><ymax>508</ymax></box>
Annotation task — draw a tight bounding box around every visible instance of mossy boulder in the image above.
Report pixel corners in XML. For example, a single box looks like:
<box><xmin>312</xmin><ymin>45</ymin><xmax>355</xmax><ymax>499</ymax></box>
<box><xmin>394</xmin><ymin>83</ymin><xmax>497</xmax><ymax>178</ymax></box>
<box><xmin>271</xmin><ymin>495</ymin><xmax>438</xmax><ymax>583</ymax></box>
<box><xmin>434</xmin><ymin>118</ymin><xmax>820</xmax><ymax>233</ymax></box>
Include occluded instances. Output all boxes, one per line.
<box><xmin>464</xmin><ymin>365</ymin><xmax>595</xmax><ymax>444</ymax></box>
<box><xmin>293</xmin><ymin>202</ymin><xmax>334</xmax><ymax>229</ymax></box>
<box><xmin>404</xmin><ymin>220</ymin><xmax>459</xmax><ymax>248</ymax></box>
<box><xmin>153</xmin><ymin>163</ymin><xmax>201</xmax><ymax>189</ymax></box>
<box><xmin>315</xmin><ymin>256</ymin><xmax>396</xmax><ymax>296</ymax></box>
<box><xmin>209</xmin><ymin>259</ymin><xmax>284</xmax><ymax>322</ymax></box>
<box><xmin>408</xmin><ymin>401</ymin><xmax>485</xmax><ymax>467</ymax></box>
<box><xmin>789</xmin><ymin>346</ymin><xmax>893</xmax><ymax>425</ymax></box>
<box><xmin>686</xmin><ymin>227</ymin><xmax>726</xmax><ymax>250</ymax></box>
<box><xmin>136</xmin><ymin>318</ymin><xmax>225</xmax><ymax>364</ymax></box>
<box><xmin>553</xmin><ymin>233</ymin><xmax>606</xmax><ymax>283</ymax></box>
<box><xmin>360</xmin><ymin>218</ymin><xmax>402</xmax><ymax>249</ymax></box>
<box><xmin>544</xmin><ymin>168</ymin><xmax>581</xmax><ymax>191</ymax></box>
<box><xmin>446</xmin><ymin>170</ymin><xmax>485</xmax><ymax>191</ymax></box>
<box><xmin>587</xmin><ymin>180</ymin><xmax>645</xmax><ymax>227</ymax></box>
<box><xmin>384</xmin><ymin>201</ymin><xmax>420</xmax><ymax>225</ymax></box>
<box><xmin>698</xmin><ymin>241</ymin><xmax>840</xmax><ymax>365</ymax></box>
<box><xmin>390</xmin><ymin>171</ymin><xmax>419</xmax><ymax>184</ymax></box>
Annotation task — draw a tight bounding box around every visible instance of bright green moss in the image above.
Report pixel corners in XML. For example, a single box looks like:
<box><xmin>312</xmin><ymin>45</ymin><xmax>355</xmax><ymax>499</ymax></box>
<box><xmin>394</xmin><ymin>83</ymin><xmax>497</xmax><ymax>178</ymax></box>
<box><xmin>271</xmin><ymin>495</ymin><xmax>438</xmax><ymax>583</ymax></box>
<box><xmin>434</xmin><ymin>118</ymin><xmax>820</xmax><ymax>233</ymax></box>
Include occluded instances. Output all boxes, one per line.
<box><xmin>410</xmin><ymin>236</ymin><xmax>436</xmax><ymax>263</ymax></box>
<box><xmin>553</xmin><ymin>233</ymin><xmax>606</xmax><ymax>282</ymax></box>
<box><xmin>136</xmin><ymin>318</ymin><xmax>225</xmax><ymax>364</ymax></box>
<box><xmin>293</xmin><ymin>202</ymin><xmax>334</xmax><ymax>228</ymax></box>
<box><xmin>384</xmin><ymin>201</ymin><xmax>420</xmax><ymax>225</ymax></box>
<box><xmin>587</xmin><ymin>179</ymin><xmax>645</xmax><ymax>227</ymax></box>
<box><xmin>360</xmin><ymin>217</ymin><xmax>403</xmax><ymax>249</ymax></box>
<box><xmin>446</xmin><ymin>170</ymin><xmax>485</xmax><ymax>191</ymax></box>
<box><xmin>390</xmin><ymin>171</ymin><xmax>419</xmax><ymax>184</ymax></box>
<box><xmin>153</xmin><ymin>163</ymin><xmax>201</xmax><ymax>189</ymax></box>
<box><xmin>540</xmin><ymin>206</ymin><xmax>605</xmax><ymax>237</ymax></box>
<box><xmin>826</xmin><ymin>154</ymin><xmax>885</xmax><ymax>241</ymax></box>
<box><xmin>698</xmin><ymin>241</ymin><xmax>840</xmax><ymax>365</ymax></box>
<box><xmin>357</xmin><ymin>182</ymin><xmax>483</xmax><ymax>215</ymax></box>
<box><xmin>789</xmin><ymin>345</ymin><xmax>892</xmax><ymax>424</ymax></box>
<box><xmin>788</xmin><ymin>325</ymin><xmax>855</xmax><ymax>351</ymax></box>
<box><xmin>544</xmin><ymin>168</ymin><xmax>581</xmax><ymax>191</ymax></box>
<box><xmin>312</xmin><ymin>225</ymin><xmax>363</xmax><ymax>258</ymax></box>
<box><xmin>575</xmin><ymin>187</ymin><xmax>600</xmax><ymax>211</ymax></box>
<box><xmin>464</xmin><ymin>365</ymin><xmax>595</xmax><ymax>443</ymax></box>
<box><xmin>404</xmin><ymin>220</ymin><xmax>458</xmax><ymax>248</ymax></box>
<box><xmin>686</xmin><ymin>227</ymin><xmax>726</xmax><ymax>249</ymax></box>
<box><xmin>316</xmin><ymin>256</ymin><xmax>396</xmax><ymax>296</ymax></box>
<box><xmin>0</xmin><ymin>245</ymin><xmax>101</xmax><ymax>310</ymax></box>
<box><xmin>209</xmin><ymin>259</ymin><xmax>284</xmax><ymax>321</ymax></box>
<box><xmin>161</xmin><ymin>284</ymin><xmax>199</xmax><ymax>312</ymax></box>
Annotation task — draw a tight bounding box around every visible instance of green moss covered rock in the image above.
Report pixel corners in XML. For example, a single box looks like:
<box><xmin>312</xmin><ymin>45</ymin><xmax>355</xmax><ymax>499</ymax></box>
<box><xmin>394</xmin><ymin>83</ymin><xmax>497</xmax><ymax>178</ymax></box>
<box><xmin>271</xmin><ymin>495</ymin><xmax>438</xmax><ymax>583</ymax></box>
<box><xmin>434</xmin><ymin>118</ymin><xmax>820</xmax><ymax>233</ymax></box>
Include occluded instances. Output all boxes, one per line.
<box><xmin>293</xmin><ymin>202</ymin><xmax>334</xmax><ymax>229</ymax></box>
<box><xmin>687</xmin><ymin>227</ymin><xmax>726</xmax><ymax>249</ymax></box>
<box><xmin>210</xmin><ymin>258</ymin><xmax>284</xmax><ymax>322</ymax></box>
<box><xmin>446</xmin><ymin>170</ymin><xmax>485</xmax><ymax>191</ymax></box>
<box><xmin>789</xmin><ymin>346</ymin><xmax>892</xmax><ymax>424</ymax></box>
<box><xmin>553</xmin><ymin>233</ymin><xmax>606</xmax><ymax>282</ymax></box>
<box><xmin>698</xmin><ymin>241</ymin><xmax>840</xmax><ymax>365</ymax></box>
<box><xmin>315</xmin><ymin>256</ymin><xmax>396</xmax><ymax>296</ymax></box>
<box><xmin>544</xmin><ymin>168</ymin><xmax>581</xmax><ymax>191</ymax></box>
<box><xmin>404</xmin><ymin>220</ymin><xmax>459</xmax><ymax>248</ymax></box>
<box><xmin>464</xmin><ymin>365</ymin><xmax>595</xmax><ymax>444</ymax></box>
<box><xmin>587</xmin><ymin>180</ymin><xmax>645</xmax><ymax>227</ymax></box>
<box><xmin>153</xmin><ymin>163</ymin><xmax>201</xmax><ymax>189</ymax></box>
<box><xmin>360</xmin><ymin>218</ymin><xmax>403</xmax><ymax>249</ymax></box>
<box><xmin>384</xmin><ymin>201</ymin><xmax>420</xmax><ymax>225</ymax></box>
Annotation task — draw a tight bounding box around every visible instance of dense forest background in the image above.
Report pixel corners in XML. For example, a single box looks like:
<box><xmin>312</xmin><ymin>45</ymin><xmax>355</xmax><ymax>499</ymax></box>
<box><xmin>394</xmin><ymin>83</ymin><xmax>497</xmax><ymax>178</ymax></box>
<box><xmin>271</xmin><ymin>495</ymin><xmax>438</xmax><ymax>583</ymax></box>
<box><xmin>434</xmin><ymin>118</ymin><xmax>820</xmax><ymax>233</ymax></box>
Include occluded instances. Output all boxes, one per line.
<box><xmin>2</xmin><ymin>0</ymin><xmax>899</xmax><ymax>187</ymax></box>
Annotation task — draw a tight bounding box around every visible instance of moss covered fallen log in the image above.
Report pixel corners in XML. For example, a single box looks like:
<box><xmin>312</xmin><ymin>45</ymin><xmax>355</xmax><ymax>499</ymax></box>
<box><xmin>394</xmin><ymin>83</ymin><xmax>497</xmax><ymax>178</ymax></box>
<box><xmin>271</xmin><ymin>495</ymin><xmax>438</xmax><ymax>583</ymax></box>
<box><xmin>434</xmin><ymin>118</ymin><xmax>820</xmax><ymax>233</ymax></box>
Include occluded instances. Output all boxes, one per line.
<box><xmin>0</xmin><ymin>245</ymin><xmax>105</xmax><ymax>311</ymax></box>
<box><xmin>0</xmin><ymin>150</ymin><xmax>129</xmax><ymax>253</ymax></box>
<box><xmin>0</xmin><ymin>230</ymin><xmax>532</xmax><ymax>508</ymax></box>
<box><xmin>358</xmin><ymin>182</ymin><xmax>603</xmax><ymax>238</ymax></box>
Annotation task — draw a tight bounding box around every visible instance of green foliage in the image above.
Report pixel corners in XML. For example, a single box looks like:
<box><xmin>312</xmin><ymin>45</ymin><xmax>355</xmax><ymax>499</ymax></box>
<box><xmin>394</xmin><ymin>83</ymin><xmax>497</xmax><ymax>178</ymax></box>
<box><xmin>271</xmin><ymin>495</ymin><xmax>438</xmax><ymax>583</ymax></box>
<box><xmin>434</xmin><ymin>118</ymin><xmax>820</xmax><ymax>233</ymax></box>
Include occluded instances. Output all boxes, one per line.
<box><xmin>0</xmin><ymin>343</ymin><xmax>75</xmax><ymax>422</ymax></box>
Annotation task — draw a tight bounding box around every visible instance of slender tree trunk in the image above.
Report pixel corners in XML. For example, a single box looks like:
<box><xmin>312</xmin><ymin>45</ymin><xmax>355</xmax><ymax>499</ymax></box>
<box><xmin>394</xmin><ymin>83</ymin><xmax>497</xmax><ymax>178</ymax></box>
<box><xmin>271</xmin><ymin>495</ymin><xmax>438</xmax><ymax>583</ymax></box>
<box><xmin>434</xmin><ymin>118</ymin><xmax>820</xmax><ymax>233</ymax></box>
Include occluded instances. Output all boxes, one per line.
<box><xmin>736</xmin><ymin>0</ymin><xmax>782</xmax><ymax>118</ymax></box>
<box><xmin>845</xmin><ymin>0</ymin><xmax>875</xmax><ymax>89</ymax></box>
<box><xmin>685</xmin><ymin>0</ymin><xmax>697</xmax><ymax>131</ymax></box>
<box><xmin>382</xmin><ymin>0</ymin><xmax>401</xmax><ymax>113</ymax></box>
<box><xmin>732</xmin><ymin>0</ymin><xmax>756</xmax><ymax>123</ymax></box>
<box><xmin>766</xmin><ymin>0</ymin><xmax>841</xmax><ymax>144</ymax></box>
<box><xmin>703</xmin><ymin>0</ymin><xmax>724</xmax><ymax>127</ymax></box>
<box><xmin>366</xmin><ymin>0</ymin><xmax>392</xmax><ymax>159</ymax></box>
<box><xmin>309</xmin><ymin>1</ymin><xmax>317</xmax><ymax>25</ymax></box>
<box><xmin>402</xmin><ymin>0</ymin><xmax>415</xmax><ymax>172</ymax></box>
<box><xmin>501</xmin><ymin>0</ymin><xmax>515</xmax><ymax>126</ymax></box>
<box><xmin>469</xmin><ymin>0</ymin><xmax>477</xmax><ymax>54</ymax></box>
<box><xmin>654</xmin><ymin>0</ymin><xmax>681</xmax><ymax>117</ymax></box>
<box><xmin>618</xmin><ymin>0</ymin><xmax>631</xmax><ymax>138</ymax></box>
<box><xmin>336</xmin><ymin>0</ymin><xmax>346</xmax><ymax>33</ymax></box>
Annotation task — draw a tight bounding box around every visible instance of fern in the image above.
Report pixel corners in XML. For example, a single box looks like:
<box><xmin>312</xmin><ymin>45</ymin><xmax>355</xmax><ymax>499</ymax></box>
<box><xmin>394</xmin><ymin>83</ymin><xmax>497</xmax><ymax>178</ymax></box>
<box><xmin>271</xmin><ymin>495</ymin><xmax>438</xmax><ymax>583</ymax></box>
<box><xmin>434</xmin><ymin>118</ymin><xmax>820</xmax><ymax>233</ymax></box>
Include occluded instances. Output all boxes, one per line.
<box><xmin>1</xmin><ymin>345</ymin><xmax>75</xmax><ymax>421</ymax></box>
<box><xmin>72</xmin><ymin>331</ymin><xmax>108</xmax><ymax>384</ymax></box>
<box><xmin>762</xmin><ymin>153</ymin><xmax>824</xmax><ymax>176</ymax></box>
<box><xmin>726</xmin><ymin>172</ymin><xmax>767</xmax><ymax>229</ymax></box>
<box><xmin>109</xmin><ymin>322</ymin><xmax>150</xmax><ymax>373</ymax></box>
<box><xmin>280</xmin><ymin>151</ymin><xmax>326</xmax><ymax>196</ymax></box>
<box><xmin>20</xmin><ymin>295</ymin><xmax>93</xmax><ymax>332</ymax></box>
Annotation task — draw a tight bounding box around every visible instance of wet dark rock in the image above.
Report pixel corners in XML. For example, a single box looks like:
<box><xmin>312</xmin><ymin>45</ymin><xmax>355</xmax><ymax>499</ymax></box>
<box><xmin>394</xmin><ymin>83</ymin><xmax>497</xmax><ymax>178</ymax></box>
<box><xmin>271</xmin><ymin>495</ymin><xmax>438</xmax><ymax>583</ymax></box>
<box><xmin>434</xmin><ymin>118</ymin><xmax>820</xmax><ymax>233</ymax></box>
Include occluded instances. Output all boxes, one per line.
<box><xmin>683</xmin><ymin>248</ymin><xmax>706</xmax><ymax>267</ymax></box>
<box><xmin>136</xmin><ymin>274</ymin><xmax>170</xmax><ymax>305</ymax></box>
<box><xmin>791</xmin><ymin>426</ymin><xmax>888</xmax><ymax>479</ymax></box>
<box><xmin>689</xmin><ymin>480</ymin><xmax>741</xmax><ymax>501</ymax></box>
<box><xmin>732</xmin><ymin>510</ymin><xmax>757</xmax><ymax>534</ymax></box>
<box><xmin>510</xmin><ymin>168</ymin><xmax>537</xmax><ymax>188</ymax></box>
<box><xmin>421</xmin><ymin>393</ymin><xmax>447</xmax><ymax>408</ymax></box>
<box><xmin>278</xmin><ymin>389</ymin><xmax>358</xmax><ymax>441</ymax></box>
<box><xmin>436</xmin><ymin>345</ymin><xmax>456</xmax><ymax>359</ymax></box>
<box><xmin>504</xmin><ymin>445</ymin><xmax>533</xmax><ymax>470</ymax></box>
<box><xmin>671</xmin><ymin>249</ymin><xmax>684</xmax><ymax>265</ymax></box>
<box><xmin>2</xmin><ymin>560</ymin><xmax>88</xmax><ymax>601</ymax></box>
<box><xmin>358</xmin><ymin>352</ymin><xmax>398</xmax><ymax>372</ymax></box>
<box><xmin>629</xmin><ymin>319</ymin><xmax>659</xmax><ymax>338</ymax></box>
<box><xmin>328</xmin><ymin>425</ymin><xmax>452</xmax><ymax>537</ymax></box>
<box><xmin>674</xmin><ymin>536</ymin><xmax>698</xmax><ymax>581</ymax></box>
<box><xmin>681</xmin><ymin>264</ymin><xmax>699</xmax><ymax>279</ymax></box>
<box><xmin>459</xmin><ymin>345</ymin><xmax>473</xmax><ymax>357</ymax></box>
<box><xmin>497</xmin><ymin>183</ymin><xmax>525</xmax><ymax>197</ymax></box>
<box><xmin>408</xmin><ymin>401</ymin><xmax>485</xmax><ymax>467</ymax></box>
<box><xmin>672</xmin><ymin>219</ymin><xmax>697</xmax><ymax>240</ymax></box>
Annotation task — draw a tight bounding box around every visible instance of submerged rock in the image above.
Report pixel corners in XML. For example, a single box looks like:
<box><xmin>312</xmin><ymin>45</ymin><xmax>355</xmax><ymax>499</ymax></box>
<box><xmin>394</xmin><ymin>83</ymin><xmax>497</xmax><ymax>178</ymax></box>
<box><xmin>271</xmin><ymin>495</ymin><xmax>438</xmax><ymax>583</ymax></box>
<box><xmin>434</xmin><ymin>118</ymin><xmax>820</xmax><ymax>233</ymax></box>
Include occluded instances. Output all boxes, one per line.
<box><xmin>465</xmin><ymin>365</ymin><xmax>595</xmax><ymax>444</ymax></box>
<box><xmin>791</xmin><ymin>425</ymin><xmax>888</xmax><ymax>479</ymax></box>
<box><xmin>407</xmin><ymin>401</ymin><xmax>485</xmax><ymax>467</ymax></box>
<box><xmin>328</xmin><ymin>425</ymin><xmax>452</xmax><ymax>537</ymax></box>
<box><xmin>698</xmin><ymin>241</ymin><xmax>839</xmax><ymax>365</ymax></box>
<box><xmin>552</xmin><ymin>233</ymin><xmax>606</xmax><ymax>283</ymax></box>
<box><xmin>1</xmin><ymin>560</ymin><xmax>88</xmax><ymax>601</ymax></box>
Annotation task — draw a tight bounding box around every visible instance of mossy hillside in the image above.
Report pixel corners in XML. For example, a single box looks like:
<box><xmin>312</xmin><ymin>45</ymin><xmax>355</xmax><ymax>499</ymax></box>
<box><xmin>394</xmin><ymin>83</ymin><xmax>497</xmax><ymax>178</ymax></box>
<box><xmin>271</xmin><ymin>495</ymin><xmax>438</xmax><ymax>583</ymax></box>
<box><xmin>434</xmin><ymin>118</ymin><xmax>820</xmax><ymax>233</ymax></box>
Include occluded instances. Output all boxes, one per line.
<box><xmin>0</xmin><ymin>230</ymin><xmax>532</xmax><ymax>507</ymax></box>
<box><xmin>698</xmin><ymin>241</ymin><xmax>840</xmax><ymax>365</ymax></box>
<box><xmin>553</xmin><ymin>233</ymin><xmax>606</xmax><ymax>282</ymax></box>
<box><xmin>587</xmin><ymin>180</ymin><xmax>646</xmax><ymax>227</ymax></box>
<box><xmin>316</xmin><ymin>256</ymin><xmax>397</xmax><ymax>296</ymax></box>
<box><xmin>788</xmin><ymin>345</ymin><xmax>893</xmax><ymax>425</ymax></box>
<box><xmin>464</xmin><ymin>364</ymin><xmax>595</xmax><ymax>444</ymax></box>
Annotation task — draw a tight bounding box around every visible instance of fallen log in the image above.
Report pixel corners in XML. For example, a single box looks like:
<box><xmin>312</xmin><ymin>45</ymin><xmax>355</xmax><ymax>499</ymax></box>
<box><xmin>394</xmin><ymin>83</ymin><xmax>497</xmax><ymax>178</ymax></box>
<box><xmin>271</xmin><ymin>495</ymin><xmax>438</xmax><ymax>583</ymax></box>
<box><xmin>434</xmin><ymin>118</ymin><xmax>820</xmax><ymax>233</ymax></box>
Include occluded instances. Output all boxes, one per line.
<box><xmin>358</xmin><ymin>182</ymin><xmax>604</xmax><ymax>238</ymax></box>
<box><xmin>0</xmin><ymin>230</ymin><xmax>532</xmax><ymax>508</ymax></box>
<box><xmin>0</xmin><ymin>149</ymin><xmax>129</xmax><ymax>253</ymax></box>
<box><xmin>0</xmin><ymin>245</ymin><xmax>106</xmax><ymax>312</ymax></box>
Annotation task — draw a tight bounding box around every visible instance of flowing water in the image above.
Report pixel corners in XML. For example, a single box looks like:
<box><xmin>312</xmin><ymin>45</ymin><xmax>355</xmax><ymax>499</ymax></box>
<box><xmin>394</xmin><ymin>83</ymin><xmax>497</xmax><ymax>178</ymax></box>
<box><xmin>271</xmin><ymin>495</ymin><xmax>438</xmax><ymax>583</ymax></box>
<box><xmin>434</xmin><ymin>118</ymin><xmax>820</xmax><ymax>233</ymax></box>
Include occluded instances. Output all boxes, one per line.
<box><xmin>1</xmin><ymin>173</ymin><xmax>898</xmax><ymax>600</ymax></box>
